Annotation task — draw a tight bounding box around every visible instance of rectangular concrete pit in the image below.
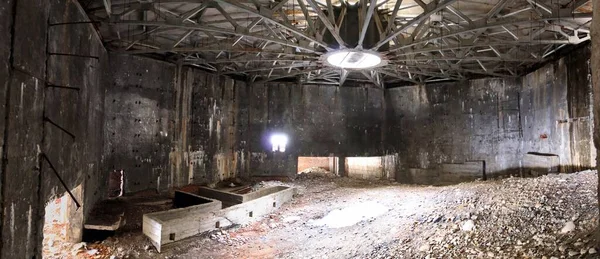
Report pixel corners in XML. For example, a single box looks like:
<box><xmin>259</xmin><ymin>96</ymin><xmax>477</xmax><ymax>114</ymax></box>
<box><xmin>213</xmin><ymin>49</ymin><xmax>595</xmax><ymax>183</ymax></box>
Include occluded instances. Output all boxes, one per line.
<box><xmin>197</xmin><ymin>186</ymin><xmax>291</xmax><ymax>207</ymax></box>
<box><xmin>143</xmin><ymin>191</ymin><xmax>222</xmax><ymax>252</ymax></box>
<box><xmin>144</xmin><ymin>186</ymin><xmax>296</xmax><ymax>252</ymax></box>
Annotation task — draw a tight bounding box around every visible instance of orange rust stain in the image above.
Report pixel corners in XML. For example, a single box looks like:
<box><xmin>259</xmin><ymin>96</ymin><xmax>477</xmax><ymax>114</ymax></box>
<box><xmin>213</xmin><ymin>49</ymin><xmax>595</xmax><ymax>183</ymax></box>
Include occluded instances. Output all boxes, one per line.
<box><xmin>575</xmin><ymin>1</ymin><xmax>593</xmax><ymax>13</ymax></box>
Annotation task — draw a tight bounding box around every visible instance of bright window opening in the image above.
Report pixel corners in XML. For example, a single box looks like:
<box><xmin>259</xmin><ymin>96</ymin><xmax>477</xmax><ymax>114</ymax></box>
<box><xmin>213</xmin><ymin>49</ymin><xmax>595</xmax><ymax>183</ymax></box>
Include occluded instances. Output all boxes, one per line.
<box><xmin>270</xmin><ymin>133</ymin><xmax>288</xmax><ymax>152</ymax></box>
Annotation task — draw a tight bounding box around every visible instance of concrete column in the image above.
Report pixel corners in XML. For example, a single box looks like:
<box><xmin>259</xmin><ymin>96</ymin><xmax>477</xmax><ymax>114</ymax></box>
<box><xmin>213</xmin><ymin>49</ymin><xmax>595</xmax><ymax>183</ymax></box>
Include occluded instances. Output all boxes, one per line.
<box><xmin>592</xmin><ymin>0</ymin><xmax>600</xmax><ymax>241</ymax></box>
<box><xmin>337</xmin><ymin>156</ymin><xmax>346</xmax><ymax>177</ymax></box>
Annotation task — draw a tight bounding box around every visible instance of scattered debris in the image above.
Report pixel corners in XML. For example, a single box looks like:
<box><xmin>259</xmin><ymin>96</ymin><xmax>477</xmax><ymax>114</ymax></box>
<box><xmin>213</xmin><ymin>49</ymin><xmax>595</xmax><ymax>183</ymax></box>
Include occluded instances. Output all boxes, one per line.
<box><xmin>297</xmin><ymin>167</ymin><xmax>337</xmax><ymax>179</ymax></box>
<box><xmin>461</xmin><ymin>219</ymin><xmax>475</xmax><ymax>232</ymax></box>
<box><xmin>561</xmin><ymin>221</ymin><xmax>576</xmax><ymax>233</ymax></box>
<box><xmin>85</xmin><ymin>170</ymin><xmax>598</xmax><ymax>258</ymax></box>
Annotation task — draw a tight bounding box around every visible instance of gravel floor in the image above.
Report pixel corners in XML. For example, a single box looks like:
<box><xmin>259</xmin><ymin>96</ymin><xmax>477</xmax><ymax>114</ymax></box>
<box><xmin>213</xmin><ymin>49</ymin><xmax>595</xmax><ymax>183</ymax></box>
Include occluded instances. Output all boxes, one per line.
<box><xmin>78</xmin><ymin>170</ymin><xmax>599</xmax><ymax>259</ymax></box>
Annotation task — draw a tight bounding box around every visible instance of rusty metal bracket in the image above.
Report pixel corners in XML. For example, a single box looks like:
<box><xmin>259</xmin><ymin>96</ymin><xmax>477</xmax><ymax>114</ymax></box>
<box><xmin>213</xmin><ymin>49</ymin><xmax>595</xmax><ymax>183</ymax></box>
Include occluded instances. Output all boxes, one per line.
<box><xmin>44</xmin><ymin>117</ymin><xmax>76</xmax><ymax>139</ymax></box>
<box><xmin>48</xmin><ymin>52</ymin><xmax>99</xmax><ymax>60</ymax></box>
<box><xmin>41</xmin><ymin>153</ymin><xmax>82</xmax><ymax>210</ymax></box>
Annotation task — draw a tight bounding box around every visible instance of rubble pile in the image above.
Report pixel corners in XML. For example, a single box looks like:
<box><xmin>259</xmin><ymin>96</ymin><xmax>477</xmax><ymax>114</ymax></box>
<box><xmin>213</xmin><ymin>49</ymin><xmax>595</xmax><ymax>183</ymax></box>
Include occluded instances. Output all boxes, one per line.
<box><xmin>209</xmin><ymin>229</ymin><xmax>250</xmax><ymax>246</ymax></box>
<box><xmin>297</xmin><ymin>167</ymin><xmax>337</xmax><ymax>179</ymax></box>
<box><xmin>368</xmin><ymin>170</ymin><xmax>599</xmax><ymax>258</ymax></box>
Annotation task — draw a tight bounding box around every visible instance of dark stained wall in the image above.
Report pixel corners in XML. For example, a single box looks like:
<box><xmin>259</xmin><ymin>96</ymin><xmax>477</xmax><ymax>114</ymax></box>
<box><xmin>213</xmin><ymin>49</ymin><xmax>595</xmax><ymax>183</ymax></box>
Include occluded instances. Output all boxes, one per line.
<box><xmin>106</xmin><ymin>58</ymin><xmax>387</xmax><ymax>191</ymax></box>
<box><xmin>591</xmin><ymin>2</ymin><xmax>599</xmax><ymax>243</ymax></box>
<box><xmin>386</xmin><ymin>78</ymin><xmax>522</xmax><ymax>183</ymax></box>
<box><xmin>0</xmin><ymin>0</ymin><xmax>107</xmax><ymax>258</ymax></box>
<box><xmin>0</xmin><ymin>1</ymin><xmax>47</xmax><ymax>256</ymax></box>
<box><xmin>44</xmin><ymin>0</ymin><xmax>107</xmax><ymax>241</ymax></box>
<box><xmin>521</xmin><ymin>46</ymin><xmax>594</xmax><ymax>172</ymax></box>
<box><xmin>104</xmin><ymin>54</ymin><xmax>175</xmax><ymax>193</ymax></box>
<box><xmin>386</xmin><ymin>45</ymin><xmax>594</xmax><ymax>184</ymax></box>
<box><xmin>110</xmin><ymin>45</ymin><xmax>593</xmax><ymax>190</ymax></box>
<box><xmin>247</xmin><ymin>83</ymin><xmax>385</xmax><ymax>176</ymax></box>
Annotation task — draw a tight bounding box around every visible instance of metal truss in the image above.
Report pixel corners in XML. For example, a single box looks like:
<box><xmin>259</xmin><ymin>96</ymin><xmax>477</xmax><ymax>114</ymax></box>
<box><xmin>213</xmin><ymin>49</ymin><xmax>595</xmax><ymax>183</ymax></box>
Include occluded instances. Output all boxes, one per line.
<box><xmin>84</xmin><ymin>0</ymin><xmax>593</xmax><ymax>87</ymax></box>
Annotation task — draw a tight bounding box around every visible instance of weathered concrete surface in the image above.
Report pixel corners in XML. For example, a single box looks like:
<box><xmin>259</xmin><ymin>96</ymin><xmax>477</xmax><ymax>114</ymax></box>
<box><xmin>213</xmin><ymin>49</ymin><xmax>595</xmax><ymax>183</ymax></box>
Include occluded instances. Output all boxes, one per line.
<box><xmin>591</xmin><ymin>0</ymin><xmax>600</xmax><ymax>243</ymax></box>
<box><xmin>522</xmin><ymin>153</ymin><xmax>560</xmax><ymax>175</ymax></box>
<box><xmin>104</xmin><ymin>54</ymin><xmax>175</xmax><ymax>194</ymax></box>
<box><xmin>0</xmin><ymin>0</ymin><xmax>48</xmax><ymax>257</ymax></box>
<box><xmin>186</xmin><ymin>71</ymin><xmax>251</xmax><ymax>185</ymax></box>
<box><xmin>386</xmin><ymin>78</ymin><xmax>523</xmax><ymax>183</ymax></box>
<box><xmin>346</xmin><ymin>157</ymin><xmax>384</xmax><ymax>180</ymax></box>
<box><xmin>43</xmin><ymin>0</ymin><xmax>108</xmax><ymax>242</ymax></box>
<box><xmin>521</xmin><ymin>46</ymin><xmax>594</xmax><ymax>173</ymax></box>
<box><xmin>387</xmin><ymin>46</ymin><xmax>594</xmax><ymax>184</ymax></box>
<box><xmin>0</xmin><ymin>0</ymin><xmax>108</xmax><ymax>257</ymax></box>
<box><xmin>248</xmin><ymin>84</ymin><xmax>385</xmax><ymax>177</ymax></box>
<box><xmin>105</xmin><ymin>59</ymin><xmax>389</xmax><ymax>191</ymax></box>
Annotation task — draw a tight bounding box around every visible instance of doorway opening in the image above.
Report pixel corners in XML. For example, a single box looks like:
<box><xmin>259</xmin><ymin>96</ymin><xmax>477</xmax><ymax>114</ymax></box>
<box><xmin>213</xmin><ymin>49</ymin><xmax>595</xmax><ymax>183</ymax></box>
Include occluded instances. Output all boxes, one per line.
<box><xmin>42</xmin><ymin>184</ymin><xmax>83</xmax><ymax>258</ymax></box>
<box><xmin>108</xmin><ymin>169</ymin><xmax>124</xmax><ymax>198</ymax></box>
<box><xmin>297</xmin><ymin>156</ymin><xmax>339</xmax><ymax>176</ymax></box>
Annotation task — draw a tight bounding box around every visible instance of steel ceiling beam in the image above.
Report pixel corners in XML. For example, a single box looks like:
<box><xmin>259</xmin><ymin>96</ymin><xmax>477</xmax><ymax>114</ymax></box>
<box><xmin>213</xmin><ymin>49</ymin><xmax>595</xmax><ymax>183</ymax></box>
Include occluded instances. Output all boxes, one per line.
<box><xmin>107</xmin><ymin>20</ymin><xmax>323</xmax><ymax>54</ymax></box>
<box><xmin>254</xmin><ymin>68</ymin><xmax>322</xmax><ymax>84</ymax></box>
<box><xmin>223</xmin><ymin>62</ymin><xmax>319</xmax><ymax>74</ymax></box>
<box><xmin>373</xmin><ymin>0</ymin><xmax>459</xmax><ymax>50</ymax></box>
<box><xmin>387</xmin><ymin>11</ymin><xmax>592</xmax><ymax>53</ymax></box>
<box><xmin>85</xmin><ymin>0</ymin><xmax>594</xmax><ymax>86</ymax></box>
<box><xmin>306</xmin><ymin>0</ymin><xmax>346</xmax><ymax>47</ymax></box>
<box><xmin>358</xmin><ymin>0</ymin><xmax>378</xmax><ymax>48</ymax></box>
<box><xmin>212</xmin><ymin>0</ymin><xmax>331</xmax><ymax>50</ymax></box>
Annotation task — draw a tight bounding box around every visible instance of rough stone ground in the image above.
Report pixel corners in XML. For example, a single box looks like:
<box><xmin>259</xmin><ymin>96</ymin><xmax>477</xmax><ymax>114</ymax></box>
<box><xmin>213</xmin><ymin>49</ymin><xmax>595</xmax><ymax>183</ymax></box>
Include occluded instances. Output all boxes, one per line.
<box><xmin>74</xmin><ymin>170</ymin><xmax>598</xmax><ymax>259</ymax></box>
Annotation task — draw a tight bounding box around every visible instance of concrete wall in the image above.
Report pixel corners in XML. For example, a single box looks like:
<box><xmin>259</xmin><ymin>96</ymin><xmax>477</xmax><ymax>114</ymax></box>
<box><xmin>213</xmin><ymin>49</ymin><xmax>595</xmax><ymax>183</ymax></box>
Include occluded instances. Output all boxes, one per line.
<box><xmin>105</xmin><ymin>59</ymin><xmax>388</xmax><ymax>191</ymax></box>
<box><xmin>591</xmin><ymin>1</ymin><xmax>599</xmax><ymax>243</ymax></box>
<box><xmin>247</xmin><ymin>83</ymin><xmax>385</xmax><ymax>177</ymax></box>
<box><xmin>0</xmin><ymin>0</ymin><xmax>107</xmax><ymax>257</ymax></box>
<box><xmin>106</xmin><ymin>44</ymin><xmax>594</xmax><ymax>189</ymax></box>
<box><xmin>104</xmin><ymin>54</ymin><xmax>175</xmax><ymax>193</ymax></box>
<box><xmin>346</xmin><ymin>157</ymin><xmax>384</xmax><ymax>179</ymax></box>
<box><xmin>387</xmin><ymin>45</ymin><xmax>594</xmax><ymax>184</ymax></box>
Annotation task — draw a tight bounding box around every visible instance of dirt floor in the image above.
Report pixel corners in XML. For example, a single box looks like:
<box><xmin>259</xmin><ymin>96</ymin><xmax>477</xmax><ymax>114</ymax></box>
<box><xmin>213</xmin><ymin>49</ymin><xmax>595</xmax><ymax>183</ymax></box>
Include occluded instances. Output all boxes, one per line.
<box><xmin>71</xmin><ymin>170</ymin><xmax>598</xmax><ymax>259</ymax></box>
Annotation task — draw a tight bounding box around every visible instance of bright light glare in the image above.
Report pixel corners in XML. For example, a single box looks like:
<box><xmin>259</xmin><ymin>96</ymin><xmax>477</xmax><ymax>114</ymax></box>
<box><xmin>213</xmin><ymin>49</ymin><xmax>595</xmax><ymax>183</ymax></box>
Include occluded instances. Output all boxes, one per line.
<box><xmin>326</xmin><ymin>50</ymin><xmax>382</xmax><ymax>69</ymax></box>
<box><xmin>270</xmin><ymin>134</ymin><xmax>288</xmax><ymax>152</ymax></box>
<box><xmin>311</xmin><ymin>201</ymin><xmax>388</xmax><ymax>228</ymax></box>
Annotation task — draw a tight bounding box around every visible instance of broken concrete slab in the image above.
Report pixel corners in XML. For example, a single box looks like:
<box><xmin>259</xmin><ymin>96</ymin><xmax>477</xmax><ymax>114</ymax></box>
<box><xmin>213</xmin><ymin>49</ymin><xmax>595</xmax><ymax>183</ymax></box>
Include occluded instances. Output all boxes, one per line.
<box><xmin>84</xmin><ymin>200</ymin><xmax>127</xmax><ymax>231</ymax></box>
<box><xmin>441</xmin><ymin>161</ymin><xmax>486</xmax><ymax>181</ymax></box>
<box><xmin>522</xmin><ymin>152</ymin><xmax>560</xmax><ymax>176</ymax></box>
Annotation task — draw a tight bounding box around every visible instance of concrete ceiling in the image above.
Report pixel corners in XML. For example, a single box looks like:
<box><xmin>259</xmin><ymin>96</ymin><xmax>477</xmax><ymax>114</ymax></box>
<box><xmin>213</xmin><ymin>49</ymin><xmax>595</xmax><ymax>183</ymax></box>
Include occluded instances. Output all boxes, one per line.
<box><xmin>83</xmin><ymin>0</ymin><xmax>593</xmax><ymax>87</ymax></box>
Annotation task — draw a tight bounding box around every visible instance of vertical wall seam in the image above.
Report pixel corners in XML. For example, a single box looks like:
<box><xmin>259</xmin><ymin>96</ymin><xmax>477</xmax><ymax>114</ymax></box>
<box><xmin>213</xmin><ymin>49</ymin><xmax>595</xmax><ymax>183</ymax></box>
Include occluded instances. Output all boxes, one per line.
<box><xmin>0</xmin><ymin>0</ymin><xmax>18</xmax><ymax>256</ymax></box>
<box><xmin>34</xmin><ymin>3</ymin><xmax>51</xmax><ymax>258</ymax></box>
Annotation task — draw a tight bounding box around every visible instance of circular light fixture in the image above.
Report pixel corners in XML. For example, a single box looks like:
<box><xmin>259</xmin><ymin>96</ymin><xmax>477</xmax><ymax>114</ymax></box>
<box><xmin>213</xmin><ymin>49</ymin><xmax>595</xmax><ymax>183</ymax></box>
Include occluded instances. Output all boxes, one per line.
<box><xmin>324</xmin><ymin>50</ymin><xmax>383</xmax><ymax>70</ymax></box>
